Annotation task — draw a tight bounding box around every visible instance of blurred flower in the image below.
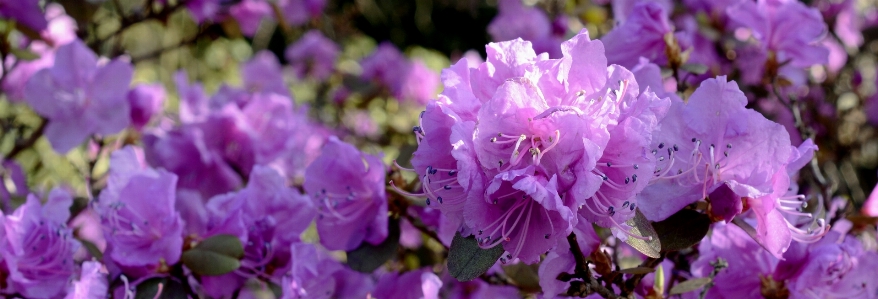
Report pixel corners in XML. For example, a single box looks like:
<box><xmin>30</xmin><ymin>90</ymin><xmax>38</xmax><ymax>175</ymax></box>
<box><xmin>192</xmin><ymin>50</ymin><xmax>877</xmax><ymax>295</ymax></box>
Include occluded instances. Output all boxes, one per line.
<box><xmin>127</xmin><ymin>83</ymin><xmax>166</xmax><ymax>130</ymax></box>
<box><xmin>281</xmin><ymin>242</ymin><xmax>373</xmax><ymax>299</ymax></box>
<box><xmin>1</xmin><ymin>188</ymin><xmax>79</xmax><ymax>299</ymax></box>
<box><xmin>601</xmin><ymin>2</ymin><xmax>674</xmax><ymax>68</ymax></box>
<box><xmin>372</xmin><ymin>268</ymin><xmax>442</xmax><ymax>299</ymax></box>
<box><xmin>2</xmin><ymin>3</ymin><xmax>77</xmax><ymax>102</ymax></box>
<box><xmin>24</xmin><ymin>39</ymin><xmax>133</xmax><ymax>153</ymax></box>
<box><xmin>201</xmin><ymin>165</ymin><xmax>315</xmax><ymax>297</ymax></box>
<box><xmin>488</xmin><ymin>0</ymin><xmax>561</xmax><ymax>58</ymax></box>
<box><xmin>97</xmin><ymin>146</ymin><xmax>184</xmax><ymax>271</ymax></box>
<box><xmin>279</xmin><ymin>0</ymin><xmax>326</xmax><ymax>26</ymax></box>
<box><xmin>360</xmin><ymin>43</ymin><xmax>439</xmax><ymax>105</ymax></box>
<box><xmin>229</xmin><ymin>0</ymin><xmax>272</xmax><ymax>36</ymax></box>
<box><xmin>727</xmin><ymin>0</ymin><xmax>828</xmax><ymax>70</ymax></box>
<box><xmin>0</xmin><ymin>0</ymin><xmax>47</xmax><ymax>31</ymax></box>
<box><xmin>285</xmin><ymin>30</ymin><xmax>339</xmax><ymax>81</ymax></box>
<box><xmin>304</xmin><ymin>136</ymin><xmax>388</xmax><ymax>251</ymax></box>
<box><xmin>65</xmin><ymin>261</ymin><xmax>110</xmax><ymax>299</ymax></box>
<box><xmin>242</xmin><ymin>51</ymin><xmax>290</xmax><ymax>97</ymax></box>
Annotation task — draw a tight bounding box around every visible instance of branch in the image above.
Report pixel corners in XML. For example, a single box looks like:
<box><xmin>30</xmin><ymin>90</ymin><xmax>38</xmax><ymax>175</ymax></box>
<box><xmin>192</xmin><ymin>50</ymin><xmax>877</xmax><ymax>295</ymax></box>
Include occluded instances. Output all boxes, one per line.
<box><xmin>562</xmin><ymin>233</ymin><xmax>622</xmax><ymax>299</ymax></box>
<box><xmin>4</xmin><ymin>119</ymin><xmax>47</xmax><ymax>160</ymax></box>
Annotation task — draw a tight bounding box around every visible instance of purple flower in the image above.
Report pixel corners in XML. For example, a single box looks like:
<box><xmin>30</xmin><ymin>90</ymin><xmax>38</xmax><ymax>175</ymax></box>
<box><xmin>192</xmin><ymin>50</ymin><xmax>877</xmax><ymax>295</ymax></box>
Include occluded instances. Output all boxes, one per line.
<box><xmin>24</xmin><ymin>39</ymin><xmax>133</xmax><ymax>153</ymax></box>
<box><xmin>97</xmin><ymin>146</ymin><xmax>184</xmax><ymax>270</ymax></box>
<box><xmin>199</xmin><ymin>166</ymin><xmax>314</xmax><ymax>297</ymax></box>
<box><xmin>1</xmin><ymin>188</ymin><xmax>79</xmax><ymax>299</ymax></box>
<box><xmin>691</xmin><ymin>222</ymin><xmax>779</xmax><ymax>299</ymax></box>
<box><xmin>612</xmin><ymin>0</ymin><xmax>673</xmax><ymax>23</ymax></box>
<box><xmin>600</xmin><ymin>2</ymin><xmax>674</xmax><ymax>69</ymax></box>
<box><xmin>0</xmin><ymin>0</ymin><xmax>47</xmax><ymax>31</ymax></box>
<box><xmin>414</xmin><ymin>30</ymin><xmax>673</xmax><ymax>263</ymax></box>
<box><xmin>242</xmin><ymin>51</ymin><xmax>290</xmax><ymax>97</ymax></box>
<box><xmin>399</xmin><ymin>60</ymin><xmax>439</xmax><ymax>105</ymax></box>
<box><xmin>488</xmin><ymin>0</ymin><xmax>561</xmax><ymax>58</ymax></box>
<box><xmin>65</xmin><ymin>261</ymin><xmax>110</xmax><ymax>299</ymax></box>
<box><xmin>727</xmin><ymin>0</ymin><xmax>829</xmax><ymax>69</ymax></box>
<box><xmin>285</xmin><ymin>30</ymin><xmax>339</xmax><ymax>81</ymax></box>
<box><xmin>185</xmin><ymin>0</ymin><xmax>222</xmax><ymax>24</ymax></box>
<box><xmin>372</xmin><ymin>269</ymin><xmax>442</xmax><ymax>299</ymax></box>
<box><xmin>444</xmin><ymin>278</ymin><xmax>521</xmax><ymax>299</ymax></box>
<box><xmin>638</xmin><ymin>76</ymin><xmax>792</xmax><ymax>222</ymax></box>
<box><xmin>229</xmin><ymin>0</ymin><xmax>273</xmax><ymax>36</ymax></box>
<box><xmin>304</xmin><ymin>136</ymin><xmax>388</xmax><ymax>251</ymax></box>
<box><xmin>281</xmin><ymin>242</ymin><xmax>373</xmax><ymax>299</ymax></box>
<box><xmin>784</xmin><ymin>232</ymin><xmax>878</xmax><ymax>298</ymax></box>
<box><xmin>2</xmin><ymin>3</ymin><xmax>77</xmax><ymax>103</ymax></box>
<box><xmin>864</xmin><ymin>180</ymin><xmax>878</xmax><ymax>217</ymax></box>
<box><xmin>127</xmin><ymin>83</ymin><xmax>166</xmax><ymax>130</ymax></box>
<box><xmin>278</xmin><ymin>0</ymin><xmax>326</xmax><ymax>26</ymax></box>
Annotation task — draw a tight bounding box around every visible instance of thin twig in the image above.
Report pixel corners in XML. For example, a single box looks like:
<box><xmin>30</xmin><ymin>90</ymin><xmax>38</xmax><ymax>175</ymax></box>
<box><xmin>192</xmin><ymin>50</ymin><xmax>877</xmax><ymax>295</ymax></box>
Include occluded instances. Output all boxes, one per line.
<box><xmin>4</xmin><ymin>119</ymin><xmax>47</xmax><ymax>160</ymax></box>
<box><xmin>563</xmin><ymin>233</ymin><xmax>622</xmax><ymax>299</ymax></box>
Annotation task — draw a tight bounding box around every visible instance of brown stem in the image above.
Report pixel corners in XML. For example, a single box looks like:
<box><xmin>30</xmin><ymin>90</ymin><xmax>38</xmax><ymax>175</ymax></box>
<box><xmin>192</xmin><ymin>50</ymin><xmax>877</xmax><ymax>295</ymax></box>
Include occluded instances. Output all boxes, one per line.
<box><xmin>4</xmin><ymin>119</ymin><xmax>47</xmax><ymax>160</ymax></box>
<box><xmin>564</xmin><ymin>233</ymin><xmax>621</xmax><ymax>299</ymax></box>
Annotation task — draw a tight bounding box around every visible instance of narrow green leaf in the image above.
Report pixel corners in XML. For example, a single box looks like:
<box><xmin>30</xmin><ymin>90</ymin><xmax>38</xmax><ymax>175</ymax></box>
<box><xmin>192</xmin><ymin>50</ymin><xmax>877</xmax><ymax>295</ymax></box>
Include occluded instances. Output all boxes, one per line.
<box><xmin>670</xmin><ymin>277</ymin><xmax>712</xmax><ymax>295</ymax></box>
<box><xmin>195</xmin><ymin>234</ymin><xmax>244</xmax><ymax>259</ymax></box>
<box><xmin>347</xmin><ymin>218</ymin><xmax>400</xmax><ymax>273</ymax></box>
<box><xmin>618</xmin><ymin>266</ymin><xmax>656</xmax><ymax>275</ymax></box>
<box><xmin>624</xmin><ymin>209</ymin><xmax>661</xmax><ymax>258</ymax></box>
<box><xmin>652</xmin><ymin>209</ymin><xmax>711</xmax><ymax>252</ymax></box>
<box><xmin>10</xmin><ymin>48</ymin><xmax>39</xmax><ymax>61</ymax></box>
<box><xmin>181</xmin><ymin>249</ymin><xmax>241</xmax><ymax>276</ymax></box>
<box><xmin>447</xmin><ymin>232</ymin><xmax>505</xmax><ymax>281</ymax></box>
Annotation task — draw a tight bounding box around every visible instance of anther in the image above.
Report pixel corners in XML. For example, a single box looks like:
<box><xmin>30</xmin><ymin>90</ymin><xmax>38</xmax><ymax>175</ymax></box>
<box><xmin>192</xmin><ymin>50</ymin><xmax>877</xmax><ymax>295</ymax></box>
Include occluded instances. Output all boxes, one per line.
<box><xmin>437</xmin><ymin>197</ymin><xmax>444</xmax><ymax>204</ymax></box>
<box><xmin>419</xmin><ymin>111</ymin><xmax>425</xmax><ymax>118</ymax></box>
<box><xmin>629</xmin><ymin>203</ymin><xmax>636</xmax><ymax>211</ymax></box>
<box><xmin>724</xmin><ymin>151</ymin><xmax>729</xmax><ymax>157</ymax></box>
<box><xmin>633</xmin><ymin>164</ymin><xmax>639</xmax><ymax>169</ymax></box>
<box><xmin>625</xmin><ymin>177</ymin><xmax>630</xmax><ymax>184</ymax></box>
<box><xmin>714</xmin><ymin>164</ymin><xmax>720</xmax><ymax>170</ymax></box>
<box><xmin>659</xmin><ymin>156</ymin><xmax>665</xmax><ymax>161</ymax></box>
<box><xmin>726</xmin><ymin>144</ymin><xmax>732</xmax><ymax>149</ymax></box>
<box><xmin>659</xmin><ymin>143</ymin><xmax>665</xmax><ymax>149</ymax></box>
<box><xmin>632</xmin><ymin>174</ymin><xmax>637</xmax><ymax>182</ymax></box>
<box><xmin>607</xmin><ymin>162</ymin><xmax>612</xmax><ymax>167</ymax></box>
<box><xmin>691</xmin><ymin>138</ymin><xmax>697</xmax><ymax>142</ymax></box>
<box><xmin>443</xmin><ymin>185</ymin><xmax>451</xmax><ymax>190</ymax></box>
<box><xmin>622</xmin><ymin>201</ymin><xmax>629</xmax><ymax>208</ymax></box>
<box><xmin>448</xmin><ymin>170</ymin><xmax>457</xmax><ymax>176</ymax></box>
<box><xmin>479</xmin><ymin>230</ymin><xmax>483</xmax><ymax>235</ymax></box>
<box><xmin>544</xmin><ymin>234</ymin><xmax>550</xmax><ymax>239</ymax></box>
<box><xmin>426</xmin><ymin>198</ymin><xmax>431</xmax><ymax>205</ymax></box>
<box><xmin>490</xmin><ymin>137</ymin><xmax>497</xmax><ymax>142</ymax></box>
<box><xmin>651</xmin><ymin>149</ymin><xmax>658</xmax><ymax>155</ymax></box>
<box><xmin>673</xmin><ymin>144</ymin><xmax>679</xmax><ymax>151</ymax></box>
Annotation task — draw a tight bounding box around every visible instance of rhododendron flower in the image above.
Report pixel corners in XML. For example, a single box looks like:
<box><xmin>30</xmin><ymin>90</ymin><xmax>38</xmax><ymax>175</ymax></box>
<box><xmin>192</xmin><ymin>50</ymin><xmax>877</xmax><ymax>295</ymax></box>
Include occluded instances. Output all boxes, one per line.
<box><xmin>242</xmin><ymin>51</ymin><xmax>290</xmax><ymax>97</ymax></box>
<box><xmin>691</xmin><ymin>222</ymin><xmax>780</xmax><ymax>299</ymax></box>
<box><xmin>24</xmin><ymin>39</ymin><xmax>133</xmax><ymax>153</ymax></box>
<box><xmin>282</xmin><ymin>242</ymin><xmax>374</xmax><ymax>299</ymax></box>
<box><xmin>127</xmin><ymin>83</ymin><xmax>165</xmax><ymax>130</ymax></box>
<box><xmin>1</xmin><ymin>188</ymin><xmax>79</xmax><ymax>299</ymax></box>
<box><xmin>408</xmin><ymin>29</ymin><xmax>673</xmax><ymax>263</ymax></box>
<box><xmin>279</xmin><ymin>0</ymin><xmax>326</xmax><ymax>26</ymax></box>
<box><xmin>360</xmin><ymin>43</ymin><xmax>439</xmax><ymax>104</ymax></box>
<box><xmin>229</xmin><ymin>0</ymin><xmax>272</xmax><ymax>36</ymax></box>
<box><xmin>601</xmin><ymin>2</ymin><xmax>674</xmax><ymax>68</ymax></box>
<box><xmin>488</xmin><ymin>0</ymin><xmax>561</xmax><ymax>58</ymax></box>
<box><xmin>372</xmin><ymin>268</ymin><xmax>442</xmax><ymax>299</ymax></box>
<box><xmin>285</xmin><ymin>30</ymin><xmax>339</xmax><ymax>81</ymax></box>
<box><xmin>65</xmin><ymin>261</ymin><xmax>110</xmax><ymax>299</ymax></box>
<box><xmin>2</xmin><ymin>3</ymin><xmax>77</xmax><ymax>102</ymax></box>
<box><xmin>727</xmin><ymin>0</ymin><xmax>828</xmax><ymax>78</ymax></box>
<box><xmin>97</xmin><ymin>146</ymin><xmax>184</xmax><ymax>270</ymax></box>
<box><xmin>0</xmin><ymin>0</ymin><xmax>47</xmax><ymax>31</ymax></box>
<box><xmin>201</xmin><ymin>165</ymin><xmax>315</xmax><ymax>296</ymax></box>
<box><xmin>304</xmin><ymin>136</ymin><xmax>388</xmax><ymax>250</ymax></box>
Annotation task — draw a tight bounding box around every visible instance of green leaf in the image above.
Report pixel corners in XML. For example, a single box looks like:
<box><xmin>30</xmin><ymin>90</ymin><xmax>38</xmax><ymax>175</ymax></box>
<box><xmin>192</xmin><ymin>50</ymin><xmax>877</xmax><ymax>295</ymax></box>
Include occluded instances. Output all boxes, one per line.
<box><xmin>195</xmin><ymin>234</ymin><xmax>244</xmax><ymax>259</ymax></box>
<box><xmin>680</xmin><ymin>63</ymin><xmax>709</xmax><ymax>75</ymax></box>
<box><xmin>618</xmin><ymin>266</ymin><xmax>656</xmax><ymax>275</ymax></box>
<box><xmin>10</xmin><ymin>48</ymin><xmax>39</xmax><ymax>61</ymax></box>
<box><xmin>652</xmin><ymin>209</ymin><xmax>711</xmax><ymax>252</ymax></box>
<box><xmin>181</xmin><ymin>234</ymin><xmax>245</xmax><ymax>276</ymax></box>
<box><xmin>670</xmin><ymin>277</ymin><xmax>712</xmax><ymax>295</ymax></box>
<box><xmin>623</xmin><ymin>208</ymin><xmax>661</xmax><ymax>258</ymax></box>
<box><xmin>134</xmin><ymin>277</ymin><xmax>188</xmax><ymax>299</ymax></box>
<box><xmin>502</xmin><ymin>262</ymin><xmax>542</xmax><ymax>293</ymax></box>
<box><xmin>347</xmin><ymin>218</ymin><xmax>400</xmax><ymax>273</ymax></box>
<box><xmin>447</xmin><ymin>232</ymin><xmax>505</xmax><ymax>281</ymax></box>
<box><xmin>78</xmin><ymin>237</ymin><xmax>103</xmax><ymax>261</ymax></box>
<box><xmin>181</xmin><ymin>249</ymin><xmax>242</xmax><ymax>276</ymax></box>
